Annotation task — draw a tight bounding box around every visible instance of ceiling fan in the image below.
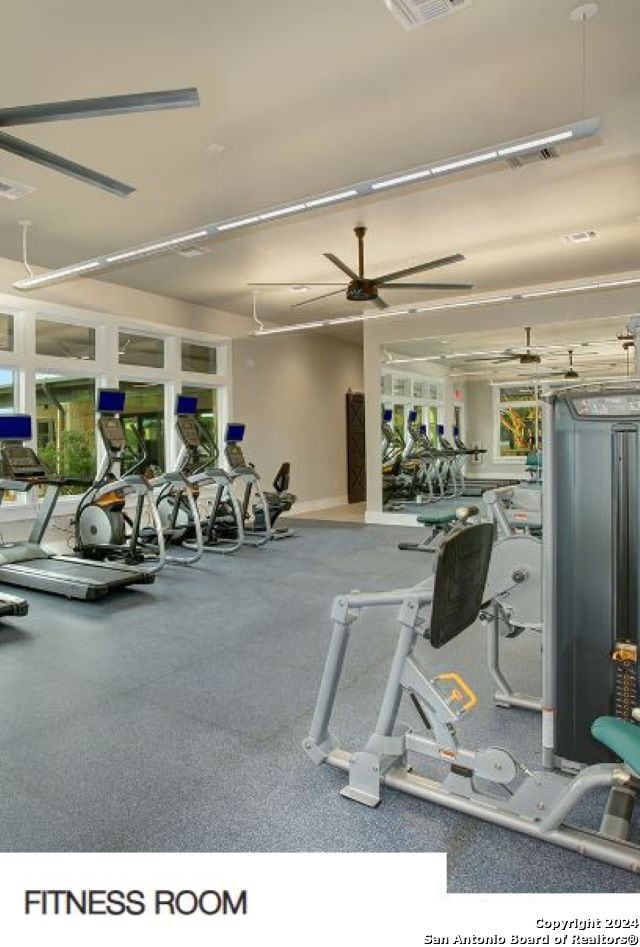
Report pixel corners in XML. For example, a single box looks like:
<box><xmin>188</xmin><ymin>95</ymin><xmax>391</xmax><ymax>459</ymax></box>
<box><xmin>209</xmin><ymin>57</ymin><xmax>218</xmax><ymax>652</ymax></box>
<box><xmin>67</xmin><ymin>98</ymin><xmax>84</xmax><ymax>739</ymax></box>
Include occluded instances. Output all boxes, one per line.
<box><xmin>0</xmin><ymin>87</ymin><xmax>200</xmax><ymax>196</ymax></box>
<box><xmin>618</xmin><ymin>331</ymin><xmax>635</xmax><ymax>376</ymax></box>
<box><xmin>550</xmin><ymin>350</ymin><xmax>579</xmax><ymax>379</ymax></box>
<box><xmin>249</xmin><ymin>225</ymin><xmax>473</xmax><ymax>309</ymax></box>
<box><xmin>472</xmin><ymin>326</ymin><xmax>542</xmax><ymax>365</ymax></box>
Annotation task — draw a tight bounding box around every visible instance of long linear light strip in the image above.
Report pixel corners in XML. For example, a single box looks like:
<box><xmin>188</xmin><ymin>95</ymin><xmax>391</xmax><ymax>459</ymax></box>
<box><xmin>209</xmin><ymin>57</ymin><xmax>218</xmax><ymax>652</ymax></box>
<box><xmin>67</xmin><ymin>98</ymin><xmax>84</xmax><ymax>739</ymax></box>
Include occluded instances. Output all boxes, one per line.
<box><xmin>13</xmin><ymin>118</ymin><xmax>599</xmax><ymax>291</ymax></box>
<box><xmin>254</xmin><ymin>273</ymin><xmax>640</xmax><ymax>337</ymax></box>
<box><xmin>19</xmin><ymin>260</ymin><xmax>102</xmax><ymax>287</ymax></box>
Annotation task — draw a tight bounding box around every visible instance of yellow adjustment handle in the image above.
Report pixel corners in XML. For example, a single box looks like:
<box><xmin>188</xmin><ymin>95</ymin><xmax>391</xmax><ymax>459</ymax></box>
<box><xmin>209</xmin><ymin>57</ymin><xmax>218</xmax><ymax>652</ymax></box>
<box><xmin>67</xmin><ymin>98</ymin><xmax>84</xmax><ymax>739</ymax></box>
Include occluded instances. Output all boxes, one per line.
<box><xmin>435</xmin><ymin>672</ymin><xmax>477</xmax><ymax>713</ymax></box>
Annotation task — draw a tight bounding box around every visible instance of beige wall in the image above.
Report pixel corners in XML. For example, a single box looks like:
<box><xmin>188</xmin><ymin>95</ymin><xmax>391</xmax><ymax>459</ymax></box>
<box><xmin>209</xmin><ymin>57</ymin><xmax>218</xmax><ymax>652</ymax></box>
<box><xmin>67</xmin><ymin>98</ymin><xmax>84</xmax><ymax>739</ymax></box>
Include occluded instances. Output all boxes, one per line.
<box><xmin>232</xmin><ymin>332</ymin><xmax>364</xmax><ymax>507</ymax></box>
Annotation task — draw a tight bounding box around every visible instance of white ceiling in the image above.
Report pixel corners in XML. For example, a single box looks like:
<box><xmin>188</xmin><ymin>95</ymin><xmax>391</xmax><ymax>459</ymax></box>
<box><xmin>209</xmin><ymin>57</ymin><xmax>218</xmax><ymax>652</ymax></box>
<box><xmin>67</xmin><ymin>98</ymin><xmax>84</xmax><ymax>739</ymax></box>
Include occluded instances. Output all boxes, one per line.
<box><xmin>1</xmin><ymin>0</ymin><xmax>639</xmax><ymax>336</ymax></box>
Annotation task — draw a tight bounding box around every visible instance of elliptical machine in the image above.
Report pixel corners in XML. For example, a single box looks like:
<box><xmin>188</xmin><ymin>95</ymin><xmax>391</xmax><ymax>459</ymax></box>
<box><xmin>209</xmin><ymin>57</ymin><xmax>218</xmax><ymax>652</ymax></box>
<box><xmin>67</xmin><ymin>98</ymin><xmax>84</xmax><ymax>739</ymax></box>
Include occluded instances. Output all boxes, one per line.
<box><xmin>156</xmin><ymin>395</ymin><xmax>246</xmax><ymax>554</ymax></box>
<box><xmin>74</xmin><ymin>389</ymin><xmax>166</xmax><ymax>572</ymax></box>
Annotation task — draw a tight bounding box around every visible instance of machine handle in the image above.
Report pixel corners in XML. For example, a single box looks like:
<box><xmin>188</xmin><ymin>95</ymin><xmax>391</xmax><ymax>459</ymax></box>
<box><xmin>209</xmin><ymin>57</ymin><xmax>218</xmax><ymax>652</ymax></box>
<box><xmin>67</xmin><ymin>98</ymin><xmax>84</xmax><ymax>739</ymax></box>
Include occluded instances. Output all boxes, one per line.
<box><xmin>433</xmin><ymin>672</ymin><xmax>478</xmax><ymax>713</ymax></box>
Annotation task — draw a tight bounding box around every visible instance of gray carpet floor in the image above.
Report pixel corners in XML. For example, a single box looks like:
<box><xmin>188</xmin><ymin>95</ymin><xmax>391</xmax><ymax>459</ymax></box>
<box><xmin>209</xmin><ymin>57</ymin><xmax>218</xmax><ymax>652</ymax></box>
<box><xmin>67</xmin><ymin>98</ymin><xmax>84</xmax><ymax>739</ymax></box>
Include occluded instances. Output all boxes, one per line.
<box><xmin>0</xmin><ymin>518</ymin><xmax>637</xmax><ymax>894</ymax></box>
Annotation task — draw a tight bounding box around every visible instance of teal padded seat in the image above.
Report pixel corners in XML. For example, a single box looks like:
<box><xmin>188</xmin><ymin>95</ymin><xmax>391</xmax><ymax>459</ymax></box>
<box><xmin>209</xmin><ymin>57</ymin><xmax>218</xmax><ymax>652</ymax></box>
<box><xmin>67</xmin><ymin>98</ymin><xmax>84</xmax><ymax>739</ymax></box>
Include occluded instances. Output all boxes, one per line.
<box><xmin>591</xmin><ymin>717</ymin><xmax>640</xmax><ymax>774</ymax></box>
<box><xmin>417</xmin><ymin>510</ymin><xmax>458</xmax><ymax>526</ymax></box>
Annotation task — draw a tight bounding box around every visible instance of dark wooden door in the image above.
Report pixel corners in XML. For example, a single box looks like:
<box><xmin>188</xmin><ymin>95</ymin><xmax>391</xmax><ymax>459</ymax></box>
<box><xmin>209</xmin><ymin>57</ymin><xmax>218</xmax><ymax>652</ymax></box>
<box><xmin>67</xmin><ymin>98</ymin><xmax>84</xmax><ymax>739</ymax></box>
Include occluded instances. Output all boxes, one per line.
<box><xmin>346</xmin><ymin>391</ymin><xmax>366</xmax><ymax>503</ymax></box>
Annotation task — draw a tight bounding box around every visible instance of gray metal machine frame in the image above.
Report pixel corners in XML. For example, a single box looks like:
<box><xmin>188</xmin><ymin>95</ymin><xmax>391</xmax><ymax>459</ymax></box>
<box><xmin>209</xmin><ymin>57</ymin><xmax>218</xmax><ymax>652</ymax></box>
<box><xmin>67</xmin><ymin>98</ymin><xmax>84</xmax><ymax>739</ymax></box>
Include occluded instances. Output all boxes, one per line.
<box><xmin>304</xmin><ymin>524</ymin><xmax>640</xmax><ymax>872</ymax></box>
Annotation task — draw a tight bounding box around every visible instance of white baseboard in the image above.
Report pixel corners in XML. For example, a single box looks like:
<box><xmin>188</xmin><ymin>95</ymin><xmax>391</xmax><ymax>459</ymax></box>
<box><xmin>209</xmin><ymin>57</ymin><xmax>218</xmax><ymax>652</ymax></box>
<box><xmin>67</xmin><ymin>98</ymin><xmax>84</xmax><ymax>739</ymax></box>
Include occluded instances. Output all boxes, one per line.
<box><xmin>365</xmin><ymin>511</ymin><xmax>422</xmax><ymax>527</ymax></box>
<box><xmin>293</xmin><ymin>494</ymin><xmax>349</xmax><ymax>514</ymax></box>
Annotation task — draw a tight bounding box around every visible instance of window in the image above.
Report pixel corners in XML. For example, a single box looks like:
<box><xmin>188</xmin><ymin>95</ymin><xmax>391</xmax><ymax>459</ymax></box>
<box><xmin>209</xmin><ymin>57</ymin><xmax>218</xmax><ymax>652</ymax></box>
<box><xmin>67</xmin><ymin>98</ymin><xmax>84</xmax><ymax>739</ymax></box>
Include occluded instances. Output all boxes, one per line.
<box><xmin>393</xmin><ymin>404</ymin><xmax>405</xmax><ymax>437</ymax></box>
<box><xmin>0</xmin><ymin>369</ymin><xmax>16</xmax><ymax>501</ymax></box>
<box><xmin>427</xmin><ymin>405</ymin><xmax>439</xmax><ymax>442</ymax></box>
<box><xmin>0</xmin><ymin>369</ymin><xmax>14</xmax><ymax>413</ymax></box>
<box><xmin>35</xmin><ymin>374</ymin><xmax>96</xmax><ymax>491</ymax></box>
<box><xmin>380</xmin><ymin>373</ymin><xmax>392</xmax><ymax>396</ymax></box>
<box><xmin>181</xmin><ymin>385</ymin><xmax>218</xmax><ymax>445</ymax></box>
<box><xmin>118</xmin><ymin>331</ymin><xmax>164</xmax><ymax>369</ymax></box>
<box><xmin>181</xmin><ymin>341</ymin><xmax>217</xmax><ymax>374</ymax></box>
<box><xmin>0</xmin><ymin>314</ymin><xmax>14</xmax><ymax>352</ymax></box>
<box><xmin>119</xmin><ymin>381</ymin><xmax>165</xmax><ymax>473</ymax></box>
<box><xmin>36</xmin><ymin>320</ymin><xmax>95</xmax><ymax>360</ymax></box>
<box><xmin>392</xmin><ymin>376</ymin><xmax>411</xmax><ymax>397</ymax></box>
<box><xmin>496</xmin><ymin>384</ymin><xmax>540</xmax><ymax>458</ymax></box>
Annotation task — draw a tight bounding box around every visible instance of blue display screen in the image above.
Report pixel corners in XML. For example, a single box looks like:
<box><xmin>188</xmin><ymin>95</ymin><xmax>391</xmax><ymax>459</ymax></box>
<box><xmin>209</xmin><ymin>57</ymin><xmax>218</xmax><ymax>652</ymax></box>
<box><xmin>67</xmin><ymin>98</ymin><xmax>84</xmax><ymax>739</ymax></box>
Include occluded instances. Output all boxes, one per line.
<box><xmin>419</xmin><ymin>424</ymin><xmax>427</xmax><ymax>435</ymax></box>
<box><xmin>98</xmin><ymin>389</ymin><xmax>126</xmax><ymax>414</ymax></box>
<box><xmin>176</xmin><ymin>395</ymin><xmax>198</xmax><ymax>415</ymax></box>
<box><xmin>453</xmin><ymin>425</ymin><xmax>459</xmax><ymax>436</ymax></box>
<box><xmin>437</xmin><ymin>424</ymin><xmax>444</xmax><ymax>435</ymax></box>
<box><xmin>408</xmin><ymin>410</ymin><xmax>417</xmax><ymax>422</ymax></box>
<box><xmin>226</xmin><ymin>423</ymin><xmax>245</xmax><ymax>443</ymax></box>
<box><xmin>0</xmin><ymin>414</ymin><xmax>32</xmax><ymax>441</ymax></box>
<box><xmin>383</xmin><ymin>409</ymin><xmax>392</xmax><ymax>422</ymax></box>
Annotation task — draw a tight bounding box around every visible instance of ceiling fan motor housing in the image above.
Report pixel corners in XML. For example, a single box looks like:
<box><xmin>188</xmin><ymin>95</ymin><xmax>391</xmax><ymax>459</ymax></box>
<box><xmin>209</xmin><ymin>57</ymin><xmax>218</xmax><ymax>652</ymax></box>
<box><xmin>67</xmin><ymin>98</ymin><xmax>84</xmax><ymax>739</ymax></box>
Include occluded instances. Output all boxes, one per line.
<box><xmin>346</xmin><ymin>279</ymin><xmax>378</xmax><ymax>301</ymax></box>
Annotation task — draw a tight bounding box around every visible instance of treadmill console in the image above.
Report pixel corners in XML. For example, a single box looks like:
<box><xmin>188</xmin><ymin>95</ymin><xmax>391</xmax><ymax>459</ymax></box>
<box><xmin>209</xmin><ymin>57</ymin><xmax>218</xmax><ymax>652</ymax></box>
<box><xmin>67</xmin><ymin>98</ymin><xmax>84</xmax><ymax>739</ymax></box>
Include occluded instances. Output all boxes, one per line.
<box><xmin>177</xmin><ymin>416</ymin><xmax>201</xmax><ymax>448</ymax></box>
<box><xmin>1</xmin><ymin>444</ymin><xmax>47</xmax><ymax>481</ymax></box>
<box><xmin>99</xmin><ymin>417</ymin><xmax>127</xmax><ymax>453</ymax></box>
<box><xmin>225</xmin><ymin>422</ymin><xmax>247</xmax><ymax>469</ymax></box>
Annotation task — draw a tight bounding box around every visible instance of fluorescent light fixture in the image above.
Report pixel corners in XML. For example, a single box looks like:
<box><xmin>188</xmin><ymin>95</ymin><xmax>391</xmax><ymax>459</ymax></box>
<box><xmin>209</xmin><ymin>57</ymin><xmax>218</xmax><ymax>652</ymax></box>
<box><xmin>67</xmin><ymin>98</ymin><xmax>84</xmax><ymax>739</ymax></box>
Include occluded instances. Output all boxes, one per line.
<box><xmin>105</xmin><ymin>230</ymin><xmax>209</xmax><ymax>264</ymax></box>
<box><xmin>455</xmin><ymin>295</ymin><xmax>513</xmax><ymax>306</ymax></box>
<box><xmin>257</xmin><ymin>321</ymin><xmax>325</xmax><ymax>335</ymax></box>
<box><xmin>327</xmin><ymin>316</ymin><xmax>367</xmax><ymax>325</ymax></box>
<box><xmin>371</xmin><ymin>169</ymin><xmax>432</xmax><ymax>191</ymax></box>
<box><xmin>217</xmin><ymin>217</ymin><xmax>260</xmax><ymax>232</ymax></box>
<box><xmin>521</xmin><ymin>289</ymin><xmax>561</xmax><ymax>299</ymax></box>
<box><xmin>558</xmin><ymin>283</ymin><xmax>599</xmax><ymax>293</ymax></box>
<box><xmin>497</xmin><ymin>130</ymin><xmax>574</xmax><ymax>156</ymax></box>
<box><xmin>431</xmin><ymin>151</ymin><xmax>497</xmax><ymax>174</ymax></box>
<box><xmin>305</xmin><ymin>190</ymin><xmax>358</xmax><ymax>207</ymax></box>
<box><xmin>21</xmin><ymin>260</ymin><xmax>101</xmax><ymax>286</ymax></box>
<box><xmin>599</xmin><ymin>277</ymin><xmax>640</xmax><ymax>288</ymax></box>
<box><xmin>13</xmin><ymin>117</ymin><xmax>599</xmax><ymax>291</ymax></box>
<box><xmin>259</xmin><ymin>204</ymin><xmax>306</xmax><ymax>221</ymax></box>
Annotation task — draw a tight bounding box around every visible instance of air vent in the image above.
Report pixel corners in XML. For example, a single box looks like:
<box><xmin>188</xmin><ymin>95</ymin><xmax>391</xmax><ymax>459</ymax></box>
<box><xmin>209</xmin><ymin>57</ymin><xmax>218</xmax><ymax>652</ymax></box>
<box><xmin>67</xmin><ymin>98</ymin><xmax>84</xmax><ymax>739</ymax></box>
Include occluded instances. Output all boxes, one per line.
<box><xmin>563</xmin><ymin>230</ymin><xmax>598</xmax><ymax>244</ymax></box>
<box><xmin>383</xmin><ymin>0</ymin><xmax>472</xmax><ymax>29</ymax></box>
<box><xmin>0</xmin><ymin>177</ymin><xmax>35</xmax><ymax>200</ymax></box>
<box><xmin>175</xmin><ymin>245</ymin><xmax>209</xmax><ymax>258</ymax></box>
<box><xmin>504</xmin><ymin>147</ymin><xmax>559</xmax><ymax>169</ymax></box>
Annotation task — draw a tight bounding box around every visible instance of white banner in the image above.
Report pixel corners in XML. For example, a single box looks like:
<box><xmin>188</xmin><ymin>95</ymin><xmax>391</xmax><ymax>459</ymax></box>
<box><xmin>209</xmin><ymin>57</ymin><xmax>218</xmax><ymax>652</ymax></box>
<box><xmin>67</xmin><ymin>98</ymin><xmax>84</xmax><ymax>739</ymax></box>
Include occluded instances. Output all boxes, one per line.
<box><xmin>0</xmin><ymin>852</ymin><xmax>636</xmax><ymax>946</ymax></box>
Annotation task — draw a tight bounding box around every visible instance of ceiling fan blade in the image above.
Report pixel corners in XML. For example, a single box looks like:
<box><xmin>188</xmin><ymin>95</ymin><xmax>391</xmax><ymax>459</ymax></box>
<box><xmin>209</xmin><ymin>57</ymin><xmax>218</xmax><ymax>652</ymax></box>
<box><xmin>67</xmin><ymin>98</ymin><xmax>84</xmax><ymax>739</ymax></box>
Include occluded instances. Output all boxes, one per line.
<box><xmin>0</xmin><ymin>88</ymin><xmax>200</xmax><ymax>127</ymax></box>
<box><xmin>373</xmin><ymin>295</ymin><xmax>389</xmax><ymax>310</ymax></box>
<box><xmin>291</xmin><ymin>289</ymin><xmax>346</xmax><ymax>308</ymax></box>
<box><xmin>323</xmin><ymin>253</ymin><xmax>359</xmax><ymax>280</ymax></box>
<box><xmin>373</xmin><ymin>253</ymin><xmax>465</xmax><ymax>285</ymax></box>
<box><xmin>247</xmin><ymin>282</ymin><xmax>347</xmax><ymax>287</ymax></box>
<box><xmin>380</xmin><ymin>282</ymin><xmax>474</xmax><ymax>290</ymax></box>
<box><xmin>0</xmin><ymin>131</ymin><xmax>134</xmax><ymax>196</ymax></box>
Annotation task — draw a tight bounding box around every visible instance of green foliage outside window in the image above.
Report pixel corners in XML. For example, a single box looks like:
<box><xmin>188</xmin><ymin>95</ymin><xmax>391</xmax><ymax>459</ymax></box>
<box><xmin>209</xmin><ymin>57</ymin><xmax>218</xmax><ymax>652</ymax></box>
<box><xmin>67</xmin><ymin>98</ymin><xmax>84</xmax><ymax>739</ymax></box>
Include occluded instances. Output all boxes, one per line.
<box><xmin>39</xmin><ymin>430</ymin><xmax>95</xmax><ymax>494</ymax></box>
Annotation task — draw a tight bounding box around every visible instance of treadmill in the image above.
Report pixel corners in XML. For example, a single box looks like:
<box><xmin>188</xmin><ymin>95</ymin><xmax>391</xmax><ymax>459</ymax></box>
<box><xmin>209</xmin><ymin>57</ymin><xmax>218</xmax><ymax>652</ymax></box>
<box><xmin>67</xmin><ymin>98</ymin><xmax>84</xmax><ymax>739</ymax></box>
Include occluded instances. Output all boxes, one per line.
<box><xmin>0</xmin><ymin>414</ymin><xmax>155</xmax><ymax>600</ymax></box>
